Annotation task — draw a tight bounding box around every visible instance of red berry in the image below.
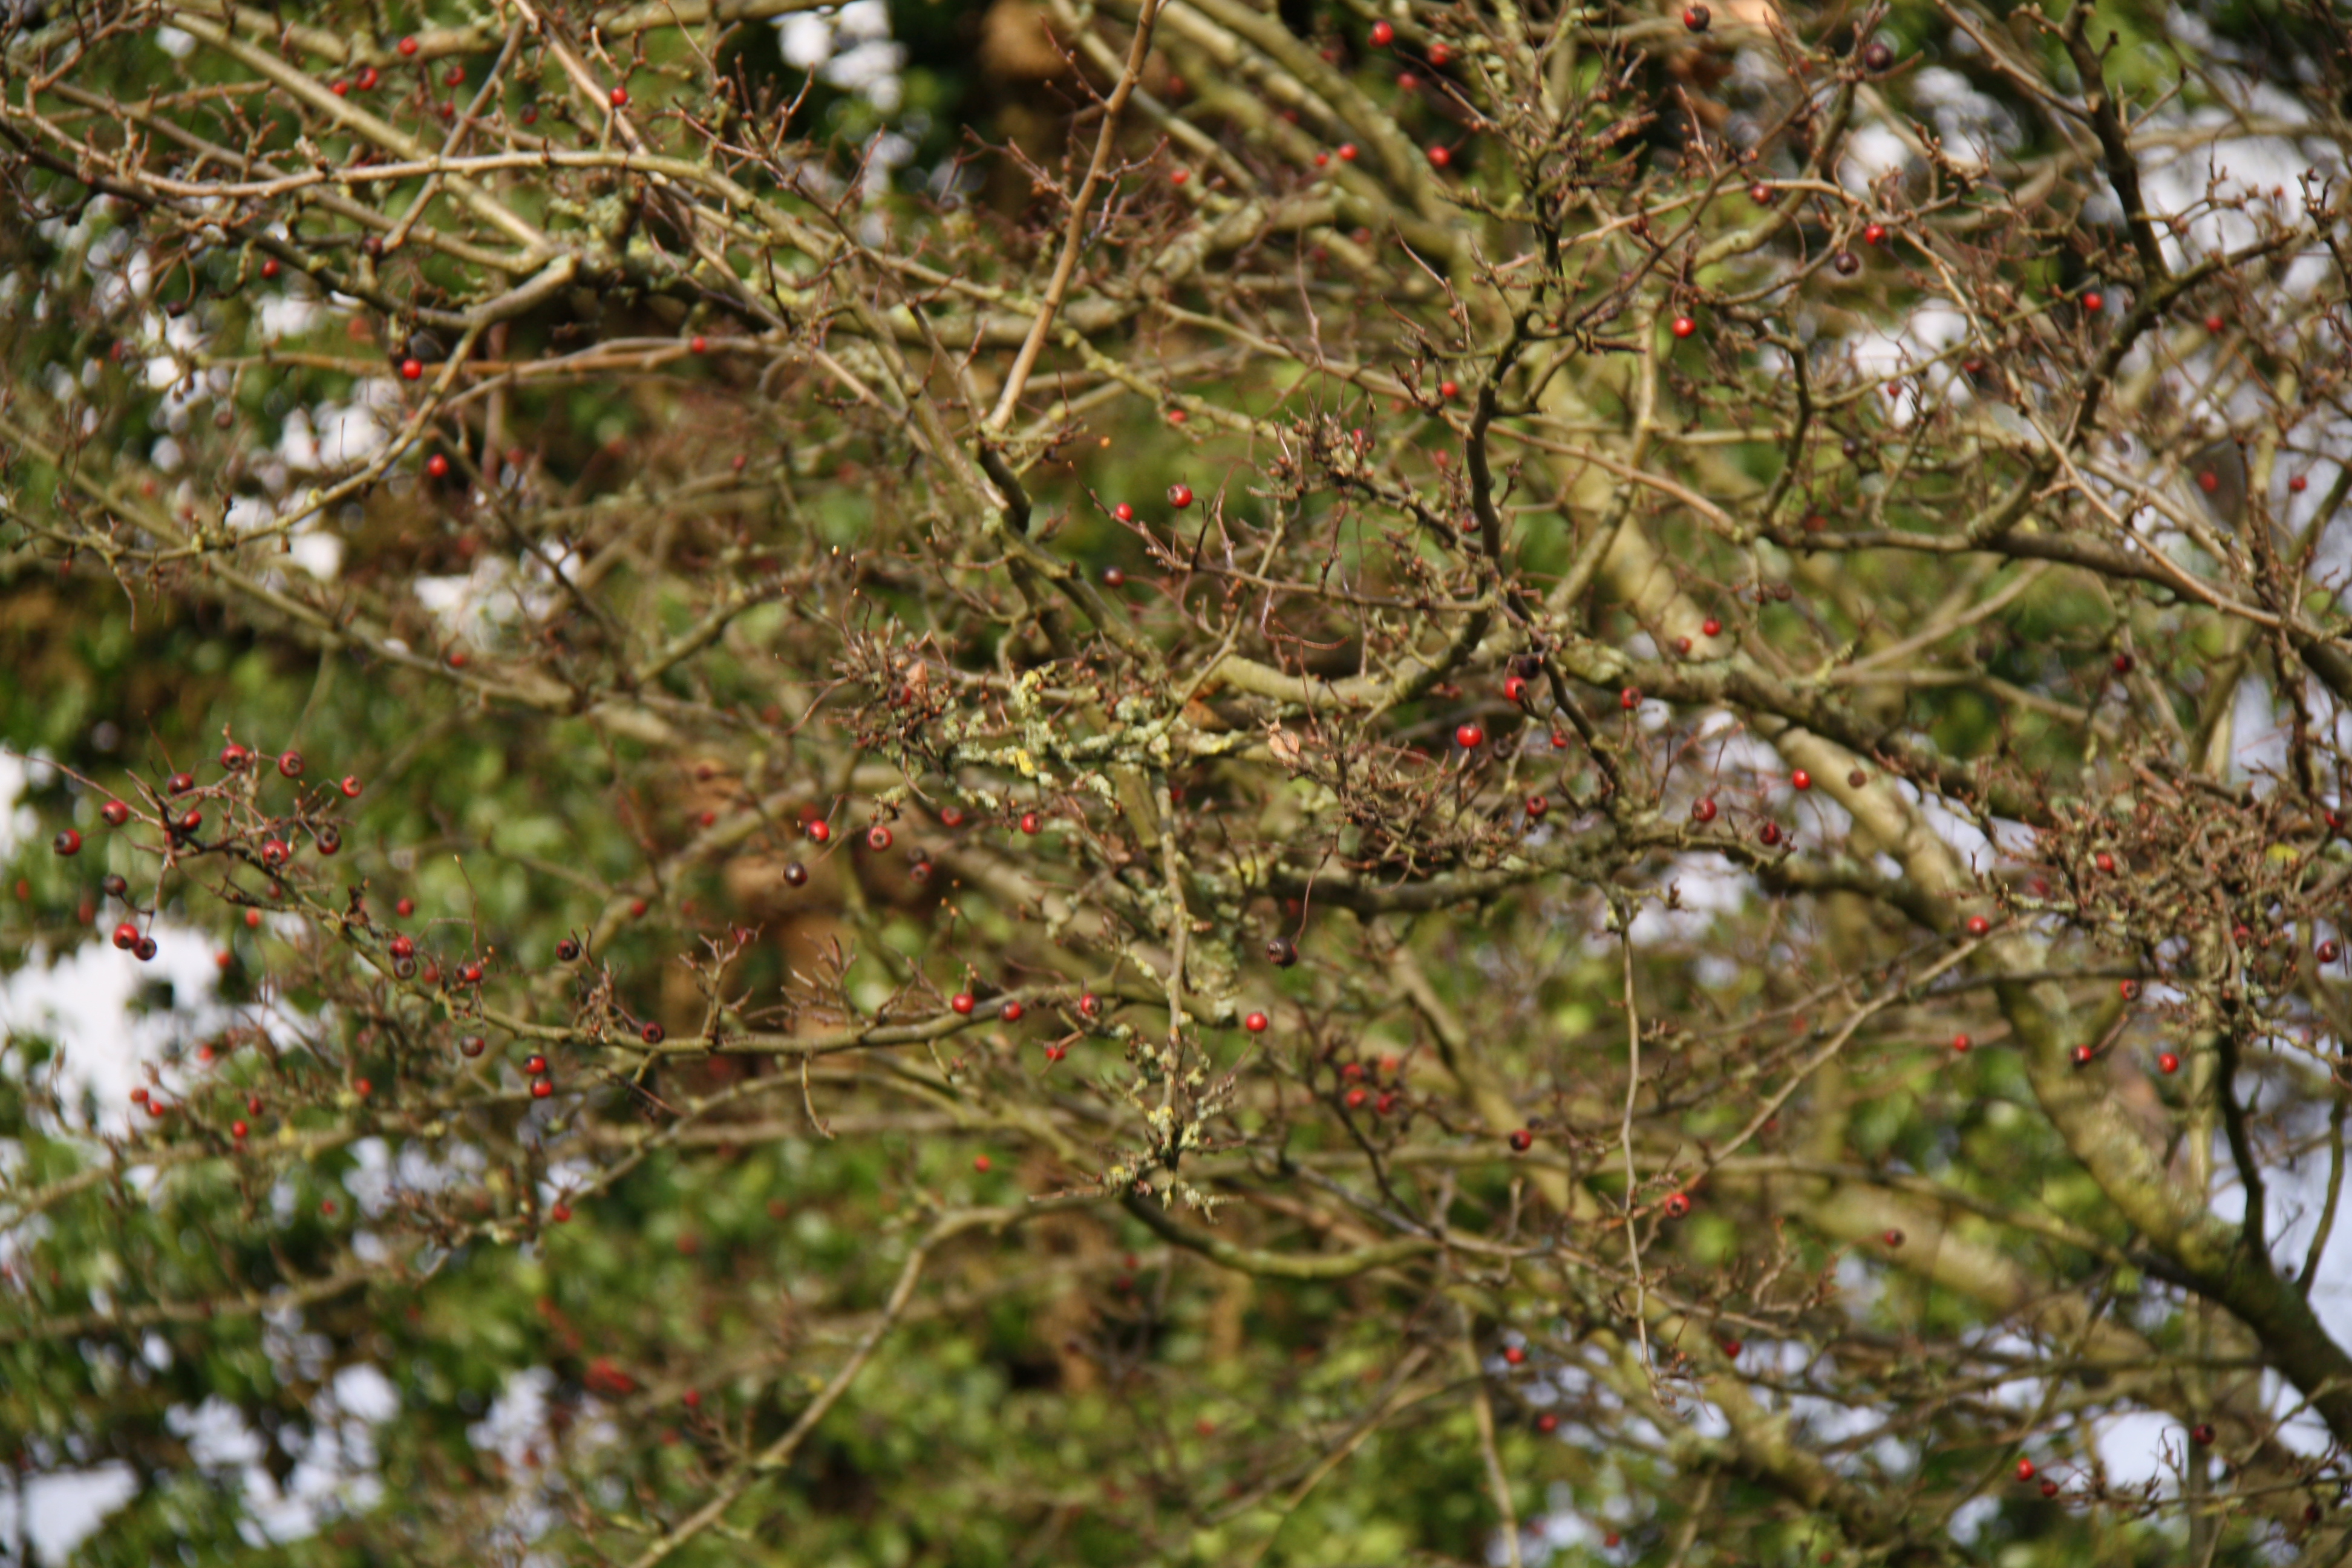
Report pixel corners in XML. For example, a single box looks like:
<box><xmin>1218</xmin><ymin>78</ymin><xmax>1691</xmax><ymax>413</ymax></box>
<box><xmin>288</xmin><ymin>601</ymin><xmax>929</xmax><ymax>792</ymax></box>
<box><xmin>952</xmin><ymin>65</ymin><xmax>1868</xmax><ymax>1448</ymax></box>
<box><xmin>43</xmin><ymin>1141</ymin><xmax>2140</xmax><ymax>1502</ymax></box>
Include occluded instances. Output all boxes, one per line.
<box><xmin>1662</xmin><ymin>1192</ymin><xmax>1691</xmax><ymax>1218</ymax></box>
<box><xmin>2082</xmin><ymin>291</ymin><xmax>2103</xmax><ymax>313</ymax></box>
<box><xmin>390</xmin><ymin>936</ymin><xmax>414</xmax><ymax>959</ymax></box>
<box><xmin>689</xmin><ymin>335</ymin><xmax>707</xmax><ymax>354</ymax></box>
<box><xmin>102</xmin><ymin>800</ymin><xmax>129</xmax><ymax>826</ymax></box>
<box><xmin>1439</xmin><ymin>379</ymin><xmax>1459</xmax><ymax>399</ymax></box>
<box><xmin>341</xmin><ymin>776</ymin><xmax>362</xmax><ymax>797</ymax></box>
<box><xmin>1345</xmin><ymin>1086</ymin><xmax>1368</xmax><ymax>1108</ymax></box>
<box><xmin>1691</xmin><ymin>797</ymin><xmax>1717</xmax><ymax>823</ymax></box>
<box><xmin>356</xmin><ymin>66</ymin><xmax>377</xmax><ymax>90</ymax></box>
<box><xmin>550</xmin><ymin>1202</ymin><xmax>571</xmax><ymax>1223</ymax></box>
<box><xmin>1508</xmin><ymin>1129</ymin><xmax>1533</xmax><ymax>1152</ymax></box>
<box><xmin>866</xmin><ymin>824</ymin><xmax>893</xmax><ymax>851</ymax></box>
<box><xmin>641</xmin><ymin>1022</ymin><xmax>665</xmax><ymax>1044</ymax></box>
<box><xmin>1759</xmin><ymin>822</ymin><xmax>1783</xmax><ymax>846</ymax></box>
<box><xmin>426</xmin><ymin>454</ymin><xmax>449</xmax><ymax>478</ymax></box>
<box><xmin>395</xmin><ymin>897</ymin><xmax>414</xmax><ymax>917</ymax></box>
<box><xmin>2158</xmin><ymin>1051</ymin><xmax>2180</xmax><ymax>1074</ymax></box>
<box><xmin>1883</xmin><ymin>1229</ymin><xmax>1904</xmax><ymax>1247</ymax></box>
<box><xmin>1168</xmin><ymin>483</ymin><xmax>1194</xmax><ymax>509</ymax></box>
<box><xmin>355</xmin><ymin>1078</ymin><xmax>372</xmax><ymax>1098</ymax></box>
<box><xmin>459</xmin><ymin>962</ymin><xmax>481</xmax><ymax>984</ymax></box>
<box><xmin>1428</xmin><ymin>42</ymin><xmax>1450</xmax><ymax>64</ymax></box>
<box><xmin>973</xmin><ymin>1155</ymin><xmax>992</xmax><ymax>1173</ymax></box>
<box><xmin>1001</xmin><ymin>1001</ymin><xmax>1024</xmax><ymax>1022</ymax></box>
<box><xmin>168</xmin><ymin>771</ymin><xmax>196</xmax><ymax>795</ymax></box>
<box><xmin>2198</xmin><ymin>470</ymin><xmax>2220</xmax><ymax>493</ymax></box>
<box><xmin>1951</xmin><ymin>1033</ymin><xmax>1971</xmax><ymax>1054</ymax></box>
<box><xmin>1863</xmin><ymin>223</ymin><xmax>1886</xmax><ymax>246</ymax></box>
<box><xmin>1965</xmin><ymin>915</ymin><xmax>1991</xmax><ymax>937</ymax></box>
<box><xmin>53</xmin><ymin>829</ymin><xmax>80</xmax><ymax>857</ymax></box>
<box><xmin>1244</xmin><ymin>1011</ymin><xmax>1269</xmax><ymax>1033</ymax></box>
<box><xmin>278</xmin><ymin>751</ymin><xmax>304</xmax><ymax>779</ymax></box>
<box><xmin>400</xmin><ymin>358</ymin><xmax>423</xmax><ymax>381</ymax></box>
<box><xmin>397</xmin><ymin>34</ymin><xmax>418</xmax><ymax>54</ymax></box>
<box><xmin>245</xmin><ymin>910</ymin><xmax>261</xmax><ymax>928</ymax></box>
<box><xmin>134</xmin><ymin>937</ymin><xmax>157</xmax><ymax>961</ymax></box>
<box><xmin>1536</xmin><ymin>1413</ymin><xmax>1559</xmax><ymax>1433</ymax></box>
<box><xmin>1684</xmin><ymin>3</ymin><xmax>1709</xmax><ymax>27</ymax></box>
<box><xmin>219</xmin><ymin>744</ymin><xmax>247</xmax><ymax>770</ymax></box>
<box><xmin>1170</xmin><ymin>169</ymin><xmax>1189</xmax><ymax>186</ymax></box>
<box><xmin>1338</xmin><ymin>143</ymin><xmax>1359</xmax><ymax>163</ymax></box>
<box><xmin>2095</xmin><ymin>852</ymin><xmax>2115</xmax><ymax>873</ymax></box>
<box><xmin>532</xmin><ymin>1078</ymin><xmax>553</xmax><ymax>1099</ymax></box>
<box><xmin>2072</xmin><ymin>1044</ymin><xmax>2096</xmax><ymax>1067</ymax></box>
<box><xmin>1112</xmin><ymin>502</ymin><xmax>1135</xmax><ymax>523</ymax></box>
<box><xmin>1019</xmin><ymin>811</ymin><xmax>1042</xmax><ymax>835</ymax></box>
<box><xmin>2016</xmin><ymin>1459</ymin><xmax>2036</xmax><ymax>1483</ymax></box>
<box><xmin>2191</xmin><ymin>1422</ymin><xmax>2215</xmax><ymax>1445</ymax></box>
<box><xmin>806</xmin><ymin>820</ymin><xmax>830</xmax><ymax>842</ymax></box>
<box><xmin>1525</xmin><ymin>794</ymin><xmax>1548</xmax><ymax>820</ymax></box>
<box><xmin>1619</xmin><ymin>687</ymin><xmax>1640</xmax><ymax>710</ymax></box>
<box><xmin>2290</xmin><ymin>474</ymin><xmax>2308</xmax><ymax>493</ymax></box>
<box><xmin>1503</xmin><ymin>675</ymin><xmax>1528</xmax><ymax>704</ymax></box>
<box><xmin>1702</xmin><ymin>617</ymin><xmax>1721</xmax><ymax>637</ymax></box>
<box><xmin>113</xmin><ymin>921</ymin><xmax>139</xmax><ymax>949</ymax></box>
<box><xmin>2205</xmin><ymin>313</ymin><xmax>2224</xmax><ymax>333</ymax></box>
<box><xmin>1455</xmin><ymin>722</ymin><xmax>1485</xmax><ymax>750</ymax></box>
<box><xmin>2040</xmin><ymin>1480</ymin><xmax>2059</xmax><ymax>1498</ymax></box>
<box><xmin>2120</xmin><ymin>979</ymin><xmax>2140</xmax><ymax>1000</ymax></box>
<box><xmin>232</xmin><ymin>1120</ymin><xmax>248</xmax><ymax>1139</ymax></box>
<box><xmin>1370</xmin><ymin>19</ymin><xmax>1394</xmax><ymax>45</ymax></box>
<box><xmin>2322</xmin><ymin>941</ymin><xmax>2341</xmax><ymax>964</ymax></box>
<box><xmin>1503</xmin><ymin>1345</ymin><xmax>1525</xmax><ymax>1365</ymax></box>
<box><xmin>1079</xmin><ymin>993</ymin><xmax>1103</xmax><ymax>1019</ymax></box>
<box><xmin>1426</xmin><ymin>145</ymin><xmax>1451</xmax><ymax>168</ymax></box>
<box><xmin>260</xmin><ymin>839</ymin><xmax>290</xmax><ymax>868</ymax></box>
<box><xmin>609</xmin><ymin>85</ymin><xmax>629</xmax><ymax>106</ymax></box>
<box><xmin>1719</xmin><ymin>1339</ymin><xmax>1741</xmax><ymax>1357</ymax></box>
<box><xmin>1671</xmin><ymin>315</ymin><xmax>1697</xmax><ymax>339</ymax></box>
<box><xmin>952</xmin><ymin>993</ymin><xmax>975</xmax><ymax>1015</ymax></box>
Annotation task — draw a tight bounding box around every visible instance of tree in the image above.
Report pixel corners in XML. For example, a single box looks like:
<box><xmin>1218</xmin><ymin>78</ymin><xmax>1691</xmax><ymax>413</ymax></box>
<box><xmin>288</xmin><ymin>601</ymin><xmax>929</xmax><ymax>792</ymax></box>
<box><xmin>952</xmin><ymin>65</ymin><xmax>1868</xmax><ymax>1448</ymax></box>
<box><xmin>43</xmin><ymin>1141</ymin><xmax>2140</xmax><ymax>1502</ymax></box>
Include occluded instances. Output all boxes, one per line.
<box><xmin>2</xmin><ymin>0</ymin><xmax>2349</xmax><ymax>1561</ymax></box>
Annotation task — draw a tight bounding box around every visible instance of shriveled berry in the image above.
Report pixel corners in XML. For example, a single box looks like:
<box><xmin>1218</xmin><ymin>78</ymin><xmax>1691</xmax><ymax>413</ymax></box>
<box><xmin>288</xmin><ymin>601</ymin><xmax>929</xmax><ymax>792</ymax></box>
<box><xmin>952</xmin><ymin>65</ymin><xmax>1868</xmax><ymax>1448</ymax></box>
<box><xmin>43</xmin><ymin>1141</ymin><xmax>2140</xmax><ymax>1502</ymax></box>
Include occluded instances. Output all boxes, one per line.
<box><xmin>102</xmin><ymin>873</ymin><xmax>127</xmax><ymax>898</ymax></box>
<box><xmin>1266</xmin><ymin>935</ymin><xmax>1298</xmax><ymax>967</ymax></box>
<box><xmin>641</xmin><ymin>1022</ymin><xmax>665</xmax><ymax>1044</ymax></box>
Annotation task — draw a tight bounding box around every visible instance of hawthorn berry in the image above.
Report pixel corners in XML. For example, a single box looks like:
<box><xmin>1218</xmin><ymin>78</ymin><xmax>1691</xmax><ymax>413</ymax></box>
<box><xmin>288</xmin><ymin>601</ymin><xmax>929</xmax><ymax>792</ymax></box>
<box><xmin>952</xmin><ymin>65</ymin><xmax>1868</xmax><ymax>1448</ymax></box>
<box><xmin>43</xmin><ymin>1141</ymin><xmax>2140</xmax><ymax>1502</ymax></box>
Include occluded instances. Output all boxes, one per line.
<box><xmin>220</xmin><ymin>744</ymin><xmax>247</xmax><ymax>770</ymax></box>
<box><xmin>426</xmin><ymin>454</ymin><xmax>449</xmax><ymax>479</ymax></box>
<box><xmin>1720</xmin><ymin>1338</ymin><xmax>1742</xmax><ymax>1357</ymax></box>
<box><xmin>1619</xmin><ymin>687</ymin><xmax>1640</xmax><ymax>711</ymax></box>
<box><xmin>316</xmin><ymin>826</ymin><xmax>341</xmax><ymax>857</ymax></box>
<box><xmin>2158</xmin><ymin>1051</ymin><xmax>2180</xmax><ymax>1074</ymax></box>
<box><xmin>2191</xmin><ymin>1423</ymin><xmax>2215</xmax><ymax>1445</ymax></box>
<box><xmin>550</xmin><ymin>1202</ymin><xmax>572</xmax><ymax>1223</ymax></box>
<box><xmin>2082</xmin><ymin>290</ymin><xmax>2104</xmax><ymax>313</ymax></box>
<box><xmin>1662</xmin><ymin>1192</ymin><xmax>1692</xmax><ymax>1218</ymax></box>
<box><xmin>113</xmin><ymin>921</ymin><xmax>139</xmax><ymax>950</ymax></box>
<box><xmin>1508</xmin><ymin>1129</ymin><xmax>1532</xmax><ymax>1152</ymax></box>
<box><xmin>783</xmin><ymin>863</ymin><xmax>808</xmax><ymax>887</ymax></box>
<box><xmin>53</xmin><ymin>829</ymin><xmax>80</xmax><ymax>857</ymax></box>
<box><xmin>1537</xmin><ymin>1413</ymin><xmax>1559</xmax><ymax>1434</ymax></box>
<box><xmin>939</xmin><ymin>805</ymin><xmax>966</xmax><ymax>828</ymax></box>
<box><xmin>2095</xmin><ymin>852</ymin><xmax>2115</xmax><ymax>873</ymax></box>
<box><xmin>689</xmin><ymin>336</ymin><xmax>707</xmax><ymax>354</ymax></box>
<box><xmin>1759</xmin><ymin>822</ymin><xmax>1784</xmax><ymax>846</ymax></box>
<box><xmin>1370</xmin><ymin>19</ymin><xmax>1393</xmax><ymax>45</ymax></box>
<box><xmin>460</xmin><ymin>1036</ymin><xmax>486</xmax><ymax>1057</ymax></box>
<box><xmin>397</xmin><ymin>34</ymin><xmax>418</xmax><ymax>54</ymax></box>
<box><xmin>2290</xmin><ymin>475</ymin><xmax>2308</xmax><ymax>493</ymax></box>
<box><xmin>459</xmin><ymin>962</ymin><xmax>482</xmax><ymax>985</ymax></box>
<box><xmin>261</xmin><ymin>256</ymin><xmax>281</xmax><ymax>279</ymax></box>
<box><xmin>2015</xmin><ymin>1459</ymin><xmax>2036</xmax><ymax>1483</ymax></box>
<box><xmin>973</xmin><ymin>1155</ymin><xmax>992</xmax><ymax>1173</ymax></box>
<box><xmin>1526</xmin><ymin>794</ymin><xmax>1548</xmax><ymax>820</ymax></box>
<box><xmin>356</xmin><ymin>65</ymin><xmax>377</xmax><ymax>90</ymax></box>
<box><xmin>1951</xmin><ymin>1033</ymin><xmax>1971</xmax><ymax>1054</ymax></box>
<box><xmin>532</xmin><ymin>1078</ymin><xmax>554</xmax><ymax>1099</ymax></box>
<box><xmin>400</xmin><ymin>358</ymin><xmax>423</xmax><ymax>381</ymax></box>
<box><xmin>1965</xmin><ymin>915</ymin><xmax>1991</xmax><ymax>937</ymax></box>
<box><xmin>1863</xmin><ymin>223</ymin><xmax>1886</xmax><ymax>246</ymax></box>
<box><xmin>1883</xmin><ymin>1229</ymin><xmax>1904</xmax><ymax>1247</ymax></box>
<box><xmin>1244</xmin><ymin>1011</ymin><xmax>1269</xmax><ymax>1033</ymax></box>
<box><xmin>951</xmin><ymin>993</ymin><xmax>975</xmax><ymax>1016</ymax></box>
<box><xmin>1019</xmin><ymin>811</ymin><xmax>1042</xmax><ymax>835</ymax></box>
<box><xmin>609</xmin><ymin>85</ymin><xmax>629</xmax><ymax>106</ymax></box>
<box><xmin>341</xmin><ymin>774</ymin><xmax>363</xmax><ymax>798</ymax></box>
<box><xmin>260</xmin><ymin>840</ymin><xmax>290</xmax><ymax>868</ymax></box>
<box><xmin>168</xmin><ymin>771</ymin><xmax>196</xmax><ymax>795</ymax></box>
<box><xmin>1503</xmin><ymin>1345</ymin><xmax>1526</xmax><ymax>1366</ymax></box>
<box><xmin>390</xmin><ymin>936</ymin><xmax>415</xmax><ymax>959</ymax></box>
<box><xmin>1671</xmin><ymin>314</ymin><xmax>1696</xmax><ymax>339</ymax></box>
<box><xmin>2198</xmin><ymin>470</ymin><xmax>2221</xmax><ymax>493</ymax></box>
<box><xmin>1691</xmin><ymin>797</ymin><xmax>1717</xmax><ymax>823</ymax></box>
<box><xmin>1112</xmin><ymin>503</ymin><xmax>1135</xmax><ymax>523</ymax></box>
<box><xmin>1455</xmin><ymin>722</ymin><xmax>1485</xmax><ymax>750</ymax></box>
<box><xmin>2040</xmin><ymin>1480</ymin><xmax>2059</xmax><ymax>1498</ymax></box>
<box><xmin>1790</xmin><ymin>769</ymin><xmax>1812</xmax><ymax>790</ymax></box>
<box><xmin>806</xmin><ymin>820</ymin><xmax>829</xmax><ymax>843</ymax></box>
<box><xmin>101</xmin><ymin>874</ymin><xmax>126</xmax><ymax>898</ymax></box>
<box><xmin>867</xmin><ymin>824</ymin><xmax>893</xmax><ymax>851</ymax></box>
<box><xmin>2322</xmin><ymin>941</ymin><xmax>2341</xmax><ymax>964</ymax></box>
<box><xmin>134</xmin><ymin>937</ymin><xmax>157</xmax><ymax>961</ymax></box>
<box><xmin>1683</xmin><ymin>4</ymin><xmax>1709</xmax><ymax>28</ymax></box>
<box><xmin>1337</xmin><ymin>143</ymin><xmax>1359</xmax><ymax>163</ymax></box>
<box><xmin>1168</xmin><ymin>483</ymin><xmax>1193</xmax><ymax>509</ymax></box>
<box><xmin>1266</xmin><ymin>935</ymin><xmax>1298</xmax><ymax>967</ymax></box>
<box><xmin>1170</xmin><ymin>169</ymin><xmax>1190</xmax><ymax>186</ymax></box>
<box><xmin>641</xmin><ymin>1022</ymin><xmax>665</xmax><ymax>1044</ymax></box>
<box><xmin>102</xmin><ymin>800</ymin><xmax>129</xmax><ymax>826</ymax></box>
<box><xmin>2072</xmin><ymin>1044</ymin><xmax>2095</xmax><ymax>1067</ymax></box>
<box><xmin>1503</xmin><ymin>675</ymin><xmax>1527</xmax><ymax>704</ymax></box>
<box><xmin>1439</xmin><ymin>379</ymin><xmax>1459</xmax><ymax>399</ymax></box>
<box><xmin>2119</xmin><ymin>979</ymin><xmax>2140</xmax><ymax>1000</ymax></box>
<box><xmin>1079</xmin><ymin>993</ymin><xmax>1103</xmax><ymax>1019</ymax></box>
<box><xmin>1001</xmin><ymin>1001</ymin><xmax>1025</xmax><ymax>1023</ymax></box>
<box><xmin>278</xmin><ymin>751</ymin><xmax>304</xmax><ymax>779</ymax></box>
<box><xmin>1863</xmin><ymin>39</ymin><xmax>1895</xmax><ymax>71</ymax></box>
<box><xmin>395</xmin><ymin>897</ymin><xmax>414</xmax><ymax>917</ymax></box>
<box><xmin>1428</xmin><ymin>41</ymin><xmax>1450</xmax><ymax>64</ymax></box>
<box><xmin>232</xmin><ymin>1120</ymin><xmax>248</xmax><ymax>1139</ymax></box>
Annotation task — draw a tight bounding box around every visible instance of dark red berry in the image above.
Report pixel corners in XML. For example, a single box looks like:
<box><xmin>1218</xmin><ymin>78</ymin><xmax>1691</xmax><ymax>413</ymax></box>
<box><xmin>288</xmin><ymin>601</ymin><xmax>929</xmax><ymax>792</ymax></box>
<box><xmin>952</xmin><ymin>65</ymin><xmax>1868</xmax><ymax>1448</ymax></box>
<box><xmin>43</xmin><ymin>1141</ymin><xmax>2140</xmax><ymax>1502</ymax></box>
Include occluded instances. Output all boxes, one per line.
<box><xmin>102</xmin><ymin>800</ymin><xmax>130</xmax><ymax>826</ymax></box>
<box><xmin>220</xmin><ymin>744</ymin><xmax>248</xmax><ymax>770</ymax></box>
<box><xmin>101</xmin><ymin>873</ymin><xmax>126</xmax><ymax>898</ymax></box>
<box><xmin>168</xmin><ymin>771</ymin><xmax>195</xmax><ymax>795</ymax></box>
<box><xmin>1102</xmin><ymin>566</ymin><xmax>1126</xmax><ymax>587</ymax></box>
<box><xmin>1683</xmin><ymin>4</ymin><xmax>1709</xmax><ymax>29</ymax></box>
<box><xmin>1863</xmin><ymin>39</ymin><xmax>1894</xmax><ymax>71</ymax></box>
<box><xmin>52</xmin><ymin>829</ymin><xmax>80</xmax><ymax>857</ymax></box>
<box><xmin>1266</xmin><ymin>935</ymin><xmax>1298</xmax><ymax>967</ymax></box>
<box><xmin>461</xmin><ymin>1036</ymin><xmax>486</xmax><ymax>1057</ymax></box>
<box><xmin>641</xmin><ymin>1022</ymin><xmax>665</xmax><ymax>1044</ymax></box>
<box><xmin>1691</xmin><ymin>798</ymin><xmax>1717</xmax><ymax>823</ymax></box>
<box><xmin>1508</xmin><ymin>1129</ymin><xmax>1532</xmax><ymax>1152</ymax></box>
<box><xmin>2192</xmin><ymin>1422</ymin><xmax>2215</xmax><ymax>1445</ymax></box>
<box><xmin>783</xmin><ymin>862</ymin><xmax>808</xmax><ymax>887</ymax></box>
<box><xmin>1759</xmin><ymin>822</ymin><xmax>1783</xmax><ymax>846</ymax></box>
<box><xmin>1525</xmin><ymin>795</ymin><xmax>1548</xmax><ymax>819</ymax></box>
<box><xmin>134</xmin><ymin>937</ymin><xmax>157</xmax><ymax>961</ymax></box>
<box><xmin>556</xmin><ymin>938</ymin><xmax>580</xmax><ymax>962</ymax></box>
<box><xmin>390</xmin><ymin>935</ymin><xmax>414</xmax><ymax>959</ymax></box>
